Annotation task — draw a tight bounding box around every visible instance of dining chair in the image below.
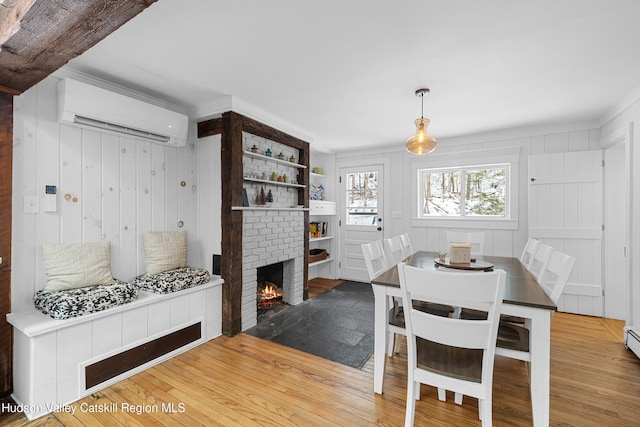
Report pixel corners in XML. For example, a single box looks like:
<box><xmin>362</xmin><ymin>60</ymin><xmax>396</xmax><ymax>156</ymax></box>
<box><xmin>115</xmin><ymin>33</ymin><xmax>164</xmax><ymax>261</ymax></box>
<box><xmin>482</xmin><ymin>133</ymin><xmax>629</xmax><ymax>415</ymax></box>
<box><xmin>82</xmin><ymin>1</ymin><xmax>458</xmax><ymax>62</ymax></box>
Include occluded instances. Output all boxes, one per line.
<box><xmin>519</xmin><ymin>237</ymin><xmax>540</xmax><ymax>270</ymax></box>
<box><xmin>362</xmin><ymin>241</ymin><xmax>402</xmax><ymax>355</ymax></box>
<box><xmin>398</xmin><ymin>262</ymin><xmax>506</xmax><ymax>426</ymax></box>
<box><xmin>540</xmin><ymin>249</ymin><xmax>576</xmax><ymax>304</ymax></box>
<box><xmin>362</xmin><ymin>241</ymin><xmax>453</xmax><ymax>356</ymax></box>
<box><xmin>399</xmin><ymin>233</ymin><xmax>414</xmax><ymax>258</ymax></box>
<box><xmin>384</xmin><ymin>236</ymin><xmax>406</xmax><ymax>265</ymax></box>
<box><xmin>528</xmin><ymin>242</ymin><xmax>553</xmax><ymax>281</ymax></box>
<box><xmin>497</xmin><ymin>249</ymin><xmax>576</xmax><ymax>357</ymax></box>
<box><xmin>446</xmin><ymin>230</ymin><xmax>485</xmax><ymax>260</ymax></box>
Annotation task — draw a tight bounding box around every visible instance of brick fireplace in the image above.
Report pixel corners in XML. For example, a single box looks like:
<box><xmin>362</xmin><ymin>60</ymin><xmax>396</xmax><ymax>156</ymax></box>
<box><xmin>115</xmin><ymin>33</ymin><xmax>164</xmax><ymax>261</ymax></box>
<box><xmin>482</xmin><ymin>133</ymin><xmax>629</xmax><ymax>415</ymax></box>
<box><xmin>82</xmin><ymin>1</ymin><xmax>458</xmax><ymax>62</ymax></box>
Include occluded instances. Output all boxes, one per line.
<box><xmin>241</xmin><ymin>209</ymin><xmax>305</xmax><ymax>330</ymax></box>
<box><xmin>198</xmin><ymin>111</ymin><xmax>310</xmax><ymax>336</ymax></box>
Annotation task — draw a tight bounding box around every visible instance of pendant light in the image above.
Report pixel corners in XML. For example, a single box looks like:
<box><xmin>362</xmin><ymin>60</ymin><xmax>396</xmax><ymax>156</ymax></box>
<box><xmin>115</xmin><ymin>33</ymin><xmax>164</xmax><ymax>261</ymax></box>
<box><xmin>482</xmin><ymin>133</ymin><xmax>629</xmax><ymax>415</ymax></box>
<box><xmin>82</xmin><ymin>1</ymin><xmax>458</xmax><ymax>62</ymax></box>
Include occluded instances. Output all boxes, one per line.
<box><xmin>406</xmin><ymin>88</ymin><xmax>437</xmax><ymax>155</ymax></box>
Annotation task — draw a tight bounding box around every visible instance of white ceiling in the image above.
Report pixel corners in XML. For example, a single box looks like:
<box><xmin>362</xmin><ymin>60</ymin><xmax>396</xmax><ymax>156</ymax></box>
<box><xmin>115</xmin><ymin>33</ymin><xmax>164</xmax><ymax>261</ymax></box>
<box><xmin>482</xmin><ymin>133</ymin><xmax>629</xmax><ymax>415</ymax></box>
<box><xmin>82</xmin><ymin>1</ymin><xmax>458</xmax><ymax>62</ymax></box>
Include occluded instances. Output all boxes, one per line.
<box><xmin>67</xmin><ymin>0</ymin><xmax>640</xmax><ymax>153</ymax></box>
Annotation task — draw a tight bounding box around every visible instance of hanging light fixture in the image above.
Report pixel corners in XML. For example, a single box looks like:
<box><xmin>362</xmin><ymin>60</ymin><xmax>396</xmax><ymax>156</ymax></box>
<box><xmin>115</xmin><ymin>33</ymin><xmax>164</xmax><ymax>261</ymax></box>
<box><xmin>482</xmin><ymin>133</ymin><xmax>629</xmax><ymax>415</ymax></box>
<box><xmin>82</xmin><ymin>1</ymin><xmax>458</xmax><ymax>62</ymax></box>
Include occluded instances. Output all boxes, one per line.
<box><xmin>406</xmin><ymin>88</ymin><xmax>437</xmax><ymax>155</ymax></box>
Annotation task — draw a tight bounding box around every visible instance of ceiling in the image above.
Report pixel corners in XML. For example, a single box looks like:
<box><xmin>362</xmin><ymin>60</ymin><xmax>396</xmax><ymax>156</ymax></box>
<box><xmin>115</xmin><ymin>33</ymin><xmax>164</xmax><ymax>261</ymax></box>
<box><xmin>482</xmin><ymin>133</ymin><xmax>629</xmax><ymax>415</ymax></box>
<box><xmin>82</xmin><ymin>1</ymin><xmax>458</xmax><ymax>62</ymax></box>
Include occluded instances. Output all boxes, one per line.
<box><xmin>66</xmin><ymin>0</ymin><xmax>640</xmax><ymax>153</ymax></box>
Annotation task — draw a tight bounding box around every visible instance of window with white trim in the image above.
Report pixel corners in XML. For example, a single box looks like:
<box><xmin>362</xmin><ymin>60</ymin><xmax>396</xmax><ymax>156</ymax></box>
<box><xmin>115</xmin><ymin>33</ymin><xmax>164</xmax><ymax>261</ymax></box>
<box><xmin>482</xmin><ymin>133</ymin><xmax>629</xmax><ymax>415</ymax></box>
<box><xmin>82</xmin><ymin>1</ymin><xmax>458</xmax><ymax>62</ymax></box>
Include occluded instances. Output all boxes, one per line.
<box><xmin>418</xmin><ymin>164</ymin><xmax>509</xmax><ymax>218</ymax></box>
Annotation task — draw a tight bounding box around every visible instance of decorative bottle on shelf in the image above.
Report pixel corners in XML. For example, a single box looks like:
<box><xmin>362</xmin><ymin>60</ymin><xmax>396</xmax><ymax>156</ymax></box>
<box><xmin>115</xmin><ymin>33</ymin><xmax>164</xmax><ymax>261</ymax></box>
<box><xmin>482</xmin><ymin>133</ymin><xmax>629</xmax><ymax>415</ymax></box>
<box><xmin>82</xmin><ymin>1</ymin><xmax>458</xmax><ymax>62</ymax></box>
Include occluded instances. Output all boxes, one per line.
<box><xmin>277</xmin><ymin>152</ymin><xmax>285</xmax><ymax>160</ymax></box>
<box><xmin>265</xmin><ymin>148</ymin><xmax>272</xmax><ymax>157</ymax></box>
<box><xmin>255</xmin><ymin>187</ymin><xmax>266</xmax><ymax>206</ymax></box>
<box><xmin>266</xmin><ymin>189</ymin><xmax>273</xmax><ymax>203</ymax></box>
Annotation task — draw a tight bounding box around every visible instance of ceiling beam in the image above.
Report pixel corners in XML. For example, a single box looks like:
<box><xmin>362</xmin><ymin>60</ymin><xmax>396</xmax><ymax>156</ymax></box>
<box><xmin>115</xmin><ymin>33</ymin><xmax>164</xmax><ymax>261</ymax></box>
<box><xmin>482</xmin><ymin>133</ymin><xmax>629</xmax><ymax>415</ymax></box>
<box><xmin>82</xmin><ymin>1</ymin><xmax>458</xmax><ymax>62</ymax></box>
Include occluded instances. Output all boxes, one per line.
<box><xmin>0</xmin><ymin>0</ymin><xmax>157</xmax><ymax>95</ymax></box>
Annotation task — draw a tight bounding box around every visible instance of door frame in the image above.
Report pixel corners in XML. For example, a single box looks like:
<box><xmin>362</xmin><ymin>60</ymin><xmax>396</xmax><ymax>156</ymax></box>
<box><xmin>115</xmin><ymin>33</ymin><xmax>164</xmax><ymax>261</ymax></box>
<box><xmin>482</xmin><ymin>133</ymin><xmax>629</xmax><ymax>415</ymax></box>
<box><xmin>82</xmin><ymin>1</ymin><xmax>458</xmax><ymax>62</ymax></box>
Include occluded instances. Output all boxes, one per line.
<box><xmin>602</xmin><ymin>126</ymin><xmax>632</xmax><ymax>321</ymax></box>
<box><xmin>336</xmin><ymin>157</ymin><xmax>391</xmax><ymax>281</ymax></box>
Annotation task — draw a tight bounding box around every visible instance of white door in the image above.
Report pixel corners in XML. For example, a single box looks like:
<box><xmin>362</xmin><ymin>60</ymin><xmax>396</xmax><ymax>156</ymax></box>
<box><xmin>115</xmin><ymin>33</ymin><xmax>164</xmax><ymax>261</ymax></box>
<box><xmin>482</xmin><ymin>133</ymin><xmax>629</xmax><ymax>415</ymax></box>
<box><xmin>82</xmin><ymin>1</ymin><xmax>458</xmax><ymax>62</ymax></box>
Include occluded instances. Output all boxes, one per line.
<box><xmin>528</xmin><ymin>150</ymin><xmax>603</xmax><ymax>316</ymax></box>
<box><xmin>604</xmin><ymin>141</ymin><xmax>628</xmax><ymax>320</ymax></box>
<box><xmin>338</xmin><ymin>165</ymin><xmax>384</xmax><ymax>282</ymax></box>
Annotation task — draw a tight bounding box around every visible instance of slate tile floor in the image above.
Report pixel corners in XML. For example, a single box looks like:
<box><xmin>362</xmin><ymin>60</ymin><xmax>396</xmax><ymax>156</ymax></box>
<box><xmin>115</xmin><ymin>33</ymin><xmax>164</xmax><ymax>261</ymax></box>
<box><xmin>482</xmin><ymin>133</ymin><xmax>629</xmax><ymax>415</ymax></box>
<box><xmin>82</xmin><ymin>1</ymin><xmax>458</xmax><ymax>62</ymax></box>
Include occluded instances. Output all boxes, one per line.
<box><xmin>245</xmin><ymin>281</ymin><xmax>374</xmax><ymax>369</ymax></box>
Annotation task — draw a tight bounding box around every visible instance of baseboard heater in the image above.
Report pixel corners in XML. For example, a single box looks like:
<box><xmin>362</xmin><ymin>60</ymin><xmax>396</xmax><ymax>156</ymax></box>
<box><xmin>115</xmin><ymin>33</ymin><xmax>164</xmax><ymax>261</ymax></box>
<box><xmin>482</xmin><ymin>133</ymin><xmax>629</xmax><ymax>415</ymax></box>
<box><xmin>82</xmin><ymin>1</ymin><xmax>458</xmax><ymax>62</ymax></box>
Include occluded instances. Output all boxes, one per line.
<box><xmin>624</xmin><ymin>326</ymin><xmax>640</xmax><ymax>359</ymax></box>
<box><xmin>85</xmin><ymin>322</ymin><xmax>201</xmax><ymax>389</ymax></box>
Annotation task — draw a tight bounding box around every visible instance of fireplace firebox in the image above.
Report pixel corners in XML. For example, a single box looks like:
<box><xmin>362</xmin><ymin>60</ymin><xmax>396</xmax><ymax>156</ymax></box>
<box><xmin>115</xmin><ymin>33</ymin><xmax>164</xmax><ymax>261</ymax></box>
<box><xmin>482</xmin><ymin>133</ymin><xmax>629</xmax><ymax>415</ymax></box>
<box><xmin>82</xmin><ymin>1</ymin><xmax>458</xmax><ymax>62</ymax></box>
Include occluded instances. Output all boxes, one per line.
<box><xmin>257</xmin><ymin>262</ymin><xmax>285</xmax><ymax>311</ymax></box>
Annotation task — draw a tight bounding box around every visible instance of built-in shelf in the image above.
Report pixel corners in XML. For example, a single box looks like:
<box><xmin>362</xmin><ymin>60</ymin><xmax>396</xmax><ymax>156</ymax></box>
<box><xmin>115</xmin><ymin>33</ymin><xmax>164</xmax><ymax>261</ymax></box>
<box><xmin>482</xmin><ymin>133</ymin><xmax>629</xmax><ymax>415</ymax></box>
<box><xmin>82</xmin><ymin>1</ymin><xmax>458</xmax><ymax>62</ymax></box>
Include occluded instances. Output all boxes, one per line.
<box><xmin>231</xmin><ymin>206</ymin><xmax>308</xmax><ymax>211</ymax></box>
<box><xmin>309</xmin><ymin>257</ymin><xmax>333</xmax><ymax>267</ymax></box>
<box><xmin>244</xmin><ymin>177</ymin><xmax>306</xmax><ymax>188</ymax></box>
<box><xmin>244</xmin><ymin>151</ymin><xmax>307</xmax><ymax>168</ymax></box>
<box><xmin>310</xmin><ymin>172</ymin><xmax>325</xmax><ymax>178</ymax></box>
<box><xmin>310</xmin><ymin>236</ymin><xmax>334</xmax><ymax>242</ymax></box>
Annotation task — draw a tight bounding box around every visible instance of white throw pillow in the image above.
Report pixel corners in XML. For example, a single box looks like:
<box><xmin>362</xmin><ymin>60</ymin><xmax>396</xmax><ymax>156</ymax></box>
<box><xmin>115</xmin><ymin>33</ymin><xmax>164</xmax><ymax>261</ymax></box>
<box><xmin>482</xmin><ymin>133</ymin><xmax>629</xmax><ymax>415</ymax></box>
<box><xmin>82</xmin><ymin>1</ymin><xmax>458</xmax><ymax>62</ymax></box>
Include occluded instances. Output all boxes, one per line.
<box><xmin>42</xmin><ymin>241</ymin><xmax>113</xmax><ymax>291</ymax></box>
<box><xmin>143</xmin><ymin>231</ymin><xmax>188</xmax><ymax>275</ymax></box>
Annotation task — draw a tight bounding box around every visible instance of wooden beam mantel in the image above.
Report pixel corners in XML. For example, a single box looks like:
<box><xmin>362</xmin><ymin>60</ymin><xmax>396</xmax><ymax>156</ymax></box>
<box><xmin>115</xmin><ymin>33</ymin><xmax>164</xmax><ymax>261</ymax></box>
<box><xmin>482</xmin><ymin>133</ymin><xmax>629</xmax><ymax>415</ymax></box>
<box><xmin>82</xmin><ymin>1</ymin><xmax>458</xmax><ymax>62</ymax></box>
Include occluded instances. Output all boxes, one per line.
<box><xmin>0</xmin><ymin>0</ymin><xmax>157</xmax><ymax>95</ymax></box>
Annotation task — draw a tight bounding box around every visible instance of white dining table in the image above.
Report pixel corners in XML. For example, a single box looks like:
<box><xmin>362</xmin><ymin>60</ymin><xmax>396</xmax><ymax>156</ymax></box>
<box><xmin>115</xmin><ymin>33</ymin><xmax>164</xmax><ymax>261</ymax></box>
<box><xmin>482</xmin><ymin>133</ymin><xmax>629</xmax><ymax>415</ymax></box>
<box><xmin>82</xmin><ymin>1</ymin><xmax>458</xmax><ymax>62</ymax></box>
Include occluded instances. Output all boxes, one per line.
<box><xmin>370</xmin><ymin>251</ymin><xmax>556</xmax><ymax>427</ymax></box>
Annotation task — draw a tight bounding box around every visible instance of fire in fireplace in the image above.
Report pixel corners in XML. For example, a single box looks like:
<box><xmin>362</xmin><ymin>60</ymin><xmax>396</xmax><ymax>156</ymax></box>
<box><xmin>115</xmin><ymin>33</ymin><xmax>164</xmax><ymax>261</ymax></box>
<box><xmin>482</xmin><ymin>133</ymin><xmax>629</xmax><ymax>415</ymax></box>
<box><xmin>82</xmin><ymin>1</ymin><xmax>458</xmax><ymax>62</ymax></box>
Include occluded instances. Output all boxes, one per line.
<box><xmin>257</xmin><ymin>281</ymin><xmax>283</xmax><ymax>308</ymax></box>
<box><xmin>257</xmin><ymin>262</ymin><xmax>285</xmax><ymax>311</ymax></box>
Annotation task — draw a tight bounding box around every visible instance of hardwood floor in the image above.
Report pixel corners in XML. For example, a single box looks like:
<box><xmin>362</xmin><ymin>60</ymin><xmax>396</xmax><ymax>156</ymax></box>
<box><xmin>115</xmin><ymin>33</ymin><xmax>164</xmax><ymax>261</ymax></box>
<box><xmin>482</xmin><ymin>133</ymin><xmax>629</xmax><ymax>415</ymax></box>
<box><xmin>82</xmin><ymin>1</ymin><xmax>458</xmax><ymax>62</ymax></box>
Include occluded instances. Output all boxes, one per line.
<box><xmin>307</xmin><ymin>277</ymin><xmax>345</xmax><ymax>298</ymax></box>
<box><xmin>3</xmin><ymin>281</ymin><xmax>640</xmax><ymax>426</ymax></box>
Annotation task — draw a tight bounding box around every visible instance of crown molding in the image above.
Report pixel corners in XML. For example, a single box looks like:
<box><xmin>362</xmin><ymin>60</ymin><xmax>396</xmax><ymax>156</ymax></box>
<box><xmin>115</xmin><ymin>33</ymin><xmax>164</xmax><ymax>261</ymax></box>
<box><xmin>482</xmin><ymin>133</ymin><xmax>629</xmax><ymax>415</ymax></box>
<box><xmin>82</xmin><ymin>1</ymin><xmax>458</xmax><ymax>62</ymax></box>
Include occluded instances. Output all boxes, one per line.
<box><xmin>598</xmin><ymin>83</ymin><xmax>640</xmax><ymax>127</ymax></box>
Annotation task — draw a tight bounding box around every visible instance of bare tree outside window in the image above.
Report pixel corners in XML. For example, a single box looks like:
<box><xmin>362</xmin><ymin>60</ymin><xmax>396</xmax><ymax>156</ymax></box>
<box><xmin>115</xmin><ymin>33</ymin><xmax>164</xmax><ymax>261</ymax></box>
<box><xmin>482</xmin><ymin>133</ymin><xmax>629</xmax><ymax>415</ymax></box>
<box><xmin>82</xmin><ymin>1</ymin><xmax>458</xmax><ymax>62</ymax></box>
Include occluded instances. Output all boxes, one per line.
<box><xmin>420</xmin><ymin>165</ymin><xmax>507</xmax><ymax>218</ymax></box>
<box><xmin>346</xmin><ymin>172</ymin><xmax>378</xmax><ymax>225</ymax></box>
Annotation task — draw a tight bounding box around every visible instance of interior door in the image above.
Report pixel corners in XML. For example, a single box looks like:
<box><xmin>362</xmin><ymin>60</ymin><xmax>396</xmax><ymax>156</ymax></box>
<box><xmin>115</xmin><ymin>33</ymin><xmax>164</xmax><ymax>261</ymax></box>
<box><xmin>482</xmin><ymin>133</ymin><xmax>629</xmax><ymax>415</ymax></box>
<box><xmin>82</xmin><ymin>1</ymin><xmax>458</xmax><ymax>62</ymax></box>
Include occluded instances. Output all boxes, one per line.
<box><xmin>338</xmin><ymin>165</ymin><xmax>384</xmax><ymax>282</ymax></box>
<box><xmin>528</xmin><ymin>150</ymin><xmax>603</xmax><ymax>316</ymax></box>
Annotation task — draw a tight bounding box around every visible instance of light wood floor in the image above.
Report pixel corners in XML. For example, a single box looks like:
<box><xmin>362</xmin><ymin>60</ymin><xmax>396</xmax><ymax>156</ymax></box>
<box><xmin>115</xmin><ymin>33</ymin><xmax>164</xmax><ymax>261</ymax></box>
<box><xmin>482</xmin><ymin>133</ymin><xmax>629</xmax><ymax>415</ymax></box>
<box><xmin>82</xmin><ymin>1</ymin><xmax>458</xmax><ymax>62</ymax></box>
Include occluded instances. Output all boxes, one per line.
<box><xmin>3</xmin><ymin>280</ymin><xmax>640</xmax><ymax>426</ymax></box>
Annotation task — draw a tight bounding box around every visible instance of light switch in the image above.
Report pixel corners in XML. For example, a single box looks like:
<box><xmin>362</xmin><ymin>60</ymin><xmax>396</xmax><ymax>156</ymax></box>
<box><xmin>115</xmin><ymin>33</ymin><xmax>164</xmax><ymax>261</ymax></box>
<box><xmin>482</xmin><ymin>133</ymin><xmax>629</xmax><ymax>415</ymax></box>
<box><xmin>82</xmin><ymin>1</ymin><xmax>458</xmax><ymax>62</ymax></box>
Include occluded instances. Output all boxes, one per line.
<box><xmin>24</xmin><ymin>196</ymin><xmax>39</xmax><ymax>214</ymax></box>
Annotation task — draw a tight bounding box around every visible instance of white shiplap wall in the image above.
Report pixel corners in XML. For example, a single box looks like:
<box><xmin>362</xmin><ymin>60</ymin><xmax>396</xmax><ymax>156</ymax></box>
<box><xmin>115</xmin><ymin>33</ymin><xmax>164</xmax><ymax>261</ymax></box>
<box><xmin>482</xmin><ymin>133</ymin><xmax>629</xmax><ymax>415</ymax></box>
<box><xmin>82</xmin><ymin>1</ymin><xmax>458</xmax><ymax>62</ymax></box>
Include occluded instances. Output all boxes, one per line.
<box><xmin>11</xmin><ymin>76</ymin><xmax>221</xmax><ymax>311</ymax></box>
<box><xmin>335</xmin><ymin>125</ymin><xmax>602</xmax><ymax>315</ymax></box>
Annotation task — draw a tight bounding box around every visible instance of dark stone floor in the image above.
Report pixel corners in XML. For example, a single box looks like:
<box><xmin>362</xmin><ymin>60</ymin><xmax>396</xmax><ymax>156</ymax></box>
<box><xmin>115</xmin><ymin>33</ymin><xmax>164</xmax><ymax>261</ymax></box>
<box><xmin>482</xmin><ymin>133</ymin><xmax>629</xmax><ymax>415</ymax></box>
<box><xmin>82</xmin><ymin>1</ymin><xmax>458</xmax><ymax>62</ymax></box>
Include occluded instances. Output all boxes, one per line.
<box><xmin>245</xmin><ymin>281</ymin><xmax>374</xmax><ymax>369</ymax></box>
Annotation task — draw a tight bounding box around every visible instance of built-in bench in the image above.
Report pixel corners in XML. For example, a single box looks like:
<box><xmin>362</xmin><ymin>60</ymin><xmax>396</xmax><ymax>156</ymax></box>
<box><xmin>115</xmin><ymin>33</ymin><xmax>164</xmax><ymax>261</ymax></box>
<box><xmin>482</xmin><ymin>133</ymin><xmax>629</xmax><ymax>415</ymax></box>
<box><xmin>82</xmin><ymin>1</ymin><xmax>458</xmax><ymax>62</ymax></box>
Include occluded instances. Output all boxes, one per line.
<box><xmin>6</xmin><ymin>277</ymin><xmax>223</xmax><ymax>420</ymax></box>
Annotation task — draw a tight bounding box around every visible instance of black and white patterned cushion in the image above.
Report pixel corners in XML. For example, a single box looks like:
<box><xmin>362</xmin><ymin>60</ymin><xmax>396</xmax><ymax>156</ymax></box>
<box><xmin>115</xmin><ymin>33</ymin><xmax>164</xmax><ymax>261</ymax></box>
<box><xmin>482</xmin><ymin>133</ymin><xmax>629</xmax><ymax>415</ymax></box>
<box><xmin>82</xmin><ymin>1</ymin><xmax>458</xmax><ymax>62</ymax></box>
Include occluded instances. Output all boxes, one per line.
<box><xmin>33</xmin><ymin>280</ymin><xmax>138</xmax><ymax>320</ymax></box>
<box><xmin>131</xmin><ymin>267</ymin><xmax>210</xmax><ymax>294</ymax></box>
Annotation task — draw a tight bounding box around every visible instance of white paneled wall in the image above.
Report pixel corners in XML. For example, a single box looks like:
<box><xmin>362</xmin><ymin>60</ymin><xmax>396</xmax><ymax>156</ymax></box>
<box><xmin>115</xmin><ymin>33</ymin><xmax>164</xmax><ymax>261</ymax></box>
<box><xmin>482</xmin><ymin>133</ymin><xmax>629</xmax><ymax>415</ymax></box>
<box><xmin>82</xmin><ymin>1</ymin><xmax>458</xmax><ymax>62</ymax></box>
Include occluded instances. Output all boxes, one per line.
<box><xmin>336</xmin><ymin>125</ymin><xmax>601</xmax><ymax>313</ymax></box>
<box><xmin>12</xmin><ymin>76</ymin><xmax>220</xmax><ymax>311</ymax></box>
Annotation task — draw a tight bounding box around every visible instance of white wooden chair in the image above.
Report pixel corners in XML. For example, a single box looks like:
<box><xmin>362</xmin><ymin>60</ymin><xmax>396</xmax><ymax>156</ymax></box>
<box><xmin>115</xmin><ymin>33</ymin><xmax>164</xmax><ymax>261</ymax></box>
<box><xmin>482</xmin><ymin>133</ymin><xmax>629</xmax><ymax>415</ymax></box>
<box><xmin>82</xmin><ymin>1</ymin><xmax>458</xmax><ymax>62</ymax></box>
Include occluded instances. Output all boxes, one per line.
<box><xmin>497</xmin><ymin>249</ymin><xmax>576</xmax><ymax>358</ymax></box>
<box><xmin>446</xmin><ymin>230</ymin><xmax>485</xmax><ymax>260</ymax></box>
<box><xmin>528</xmin><ymin>242</ymin><xmax>553</xmax><ymax>281</ymax></box>
<box><xmin>539</xmin><ymin>249</ymin><xmax>576</xmax><ymax>306</ymax></box>
<box><xmin>399</xmin><ymin>233</ymin><xmax>414</xmax><ymax>258</ymax></box>
<box><xmin>398</xmin><ymin>262</ymin><xmax>506</xmax><ymax>426</ymax></box>
<box><xmin>362</xmin><ymin>241</ymin><xmax>401</xmax><ymax>356</ymax></box>
<box><xmin>384</xmin><ymin>236</ymin><xmax>406</xmax><ymax>265</ymax></box>
<box><xmin>519</xmin><ymin>237</ymin><xmax>540</xmax><ymax>270</ymax></box>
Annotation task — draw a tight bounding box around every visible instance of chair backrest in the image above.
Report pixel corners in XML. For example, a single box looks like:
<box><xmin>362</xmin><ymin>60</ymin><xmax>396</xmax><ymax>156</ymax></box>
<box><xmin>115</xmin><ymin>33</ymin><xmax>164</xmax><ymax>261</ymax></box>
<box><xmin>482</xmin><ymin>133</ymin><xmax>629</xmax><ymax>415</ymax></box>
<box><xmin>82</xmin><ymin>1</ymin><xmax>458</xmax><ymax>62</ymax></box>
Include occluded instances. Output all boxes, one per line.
<box><xmin>399</xmin><ymin>233</ymin><xmax>414</xmax><ymax>258</ymax></box>
<box><xmin>446</xmin><ymin>230</ymin><xmax>485</xmax><ymax>258</ymax></box>
<box><xmin>398</xmin><ymin>263</ymin><xmax>506</xmax><ymax>385</ymax></box>
<box><xmin>383</xmin><ymin>236</ymin><xmax>405</xmax><ymax>265</ymax></box>
<box><xmin>529</xmin><ymin>242</ymin><xmax>553</xmax><ymax>281</ymax></box>
<box><xmin>519</xmin><ymin>237</ymin><xmax>540</xmax><ymax>269</ymax></box>
<box><xmin>361</xmin><ymin>240</ymin><xmax>390</xmax><ymax>280</ymax></box>
<box><xmin>539</xmin><ymin>250</ymin><xmax>576</xmax><ymax>304</ymax></box>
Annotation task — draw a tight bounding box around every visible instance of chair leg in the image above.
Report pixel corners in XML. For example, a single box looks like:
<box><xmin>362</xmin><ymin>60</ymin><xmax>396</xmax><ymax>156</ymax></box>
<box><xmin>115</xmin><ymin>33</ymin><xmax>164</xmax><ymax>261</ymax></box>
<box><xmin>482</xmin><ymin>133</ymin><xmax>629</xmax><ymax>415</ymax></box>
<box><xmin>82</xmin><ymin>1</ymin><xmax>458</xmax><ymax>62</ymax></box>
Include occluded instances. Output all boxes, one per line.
<box><xmin>437</xmin><ymin>387</ymin><xmax>446</xmax><ymax>402</ymax></box>
<box><xmin>393</xmin><ymin>333</ymin><xmax>402</xmax><ymax>354</ymax></box>
<box><xmin>405</xmin><ymin>378</ymin><xmax>416</xmax><ymax>427</ymax></box>
<box><xmin>480</xmin><ymin>397</ymin><xmax>493</xmax><ymax>427</ymax></box>
<box><xmin>386</xmin><ymin>331</ymin><xmax>395</xmax><ymax>356</ymax></box>
<box><xmin>454</xmin><ymin>392</ymin><xmax>463</xmax><ymax>405</ymax></box>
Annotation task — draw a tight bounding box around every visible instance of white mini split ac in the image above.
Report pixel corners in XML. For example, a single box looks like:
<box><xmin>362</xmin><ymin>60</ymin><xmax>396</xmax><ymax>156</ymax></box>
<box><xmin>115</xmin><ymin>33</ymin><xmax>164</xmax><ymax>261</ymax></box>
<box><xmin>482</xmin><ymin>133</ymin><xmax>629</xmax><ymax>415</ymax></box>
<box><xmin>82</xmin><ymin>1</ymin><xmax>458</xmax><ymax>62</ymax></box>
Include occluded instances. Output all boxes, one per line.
<box><xmin>57</xmin><ymin>78</ymin><xmax>189</xmax><ymax>146</ymax></box>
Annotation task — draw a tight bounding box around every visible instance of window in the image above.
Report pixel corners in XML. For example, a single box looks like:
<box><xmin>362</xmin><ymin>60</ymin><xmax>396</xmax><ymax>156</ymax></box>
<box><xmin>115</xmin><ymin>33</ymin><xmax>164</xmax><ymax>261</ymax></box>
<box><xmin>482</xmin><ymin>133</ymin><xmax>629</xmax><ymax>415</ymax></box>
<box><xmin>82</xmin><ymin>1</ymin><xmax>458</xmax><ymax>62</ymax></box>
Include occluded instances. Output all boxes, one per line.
<box><xmin>345</xmin><ymin>171</ymin><xmax>378</xmax><ymax>225</ymax></box>
<box><xmin>418</xmin><ymin>164</ymin><xmax>508</xmax><ymax>218</ymax></box>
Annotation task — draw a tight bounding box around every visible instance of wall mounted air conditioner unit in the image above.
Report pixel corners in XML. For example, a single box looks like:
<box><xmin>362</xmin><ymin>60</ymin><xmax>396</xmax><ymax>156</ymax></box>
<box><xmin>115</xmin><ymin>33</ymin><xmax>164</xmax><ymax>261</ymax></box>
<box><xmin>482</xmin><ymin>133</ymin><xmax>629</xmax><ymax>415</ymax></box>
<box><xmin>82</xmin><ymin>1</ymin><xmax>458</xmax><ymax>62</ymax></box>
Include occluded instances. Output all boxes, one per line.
<box><xmin>57</xmin><ymin>78</ymin><xmax>188</xmax><ymax>146</ymax></box>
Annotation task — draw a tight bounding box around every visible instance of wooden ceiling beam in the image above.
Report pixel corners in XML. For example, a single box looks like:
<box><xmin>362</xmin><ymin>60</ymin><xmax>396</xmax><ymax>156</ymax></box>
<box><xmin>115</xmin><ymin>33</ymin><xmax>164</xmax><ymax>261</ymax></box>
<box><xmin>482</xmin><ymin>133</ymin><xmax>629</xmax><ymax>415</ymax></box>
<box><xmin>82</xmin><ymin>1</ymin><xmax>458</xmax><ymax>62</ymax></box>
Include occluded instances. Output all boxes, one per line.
<box><xmin>0</xmin><ymin>0</ymin><xmax>157</xmax><ymax>95</ymax></box>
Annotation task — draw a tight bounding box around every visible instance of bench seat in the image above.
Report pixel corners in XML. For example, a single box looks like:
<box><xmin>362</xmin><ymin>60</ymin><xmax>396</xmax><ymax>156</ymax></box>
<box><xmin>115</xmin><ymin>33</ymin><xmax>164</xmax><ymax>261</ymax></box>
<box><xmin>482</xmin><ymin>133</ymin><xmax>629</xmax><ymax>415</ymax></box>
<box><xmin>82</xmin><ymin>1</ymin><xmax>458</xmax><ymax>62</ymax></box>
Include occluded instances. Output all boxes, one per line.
<box><xmin>6</xmin><ymin>276</ymin><xmax>223</xmax><ymax>420</ymax></box>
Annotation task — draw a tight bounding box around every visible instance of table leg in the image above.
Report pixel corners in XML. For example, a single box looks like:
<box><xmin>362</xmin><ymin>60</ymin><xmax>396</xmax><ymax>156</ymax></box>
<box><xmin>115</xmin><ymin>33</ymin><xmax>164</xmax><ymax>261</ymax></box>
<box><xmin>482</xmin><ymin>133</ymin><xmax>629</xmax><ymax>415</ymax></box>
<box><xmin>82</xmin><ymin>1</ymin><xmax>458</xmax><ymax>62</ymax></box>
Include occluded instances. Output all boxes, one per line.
<box><xmin>529</xmin><ymin>310</ymin><xmax>551</xmax><ymax>426</ymax></box>
<box><xmin>372</xmin><ymin>284</ymin><xmax>389</xmax><ymax>394</ymax></box>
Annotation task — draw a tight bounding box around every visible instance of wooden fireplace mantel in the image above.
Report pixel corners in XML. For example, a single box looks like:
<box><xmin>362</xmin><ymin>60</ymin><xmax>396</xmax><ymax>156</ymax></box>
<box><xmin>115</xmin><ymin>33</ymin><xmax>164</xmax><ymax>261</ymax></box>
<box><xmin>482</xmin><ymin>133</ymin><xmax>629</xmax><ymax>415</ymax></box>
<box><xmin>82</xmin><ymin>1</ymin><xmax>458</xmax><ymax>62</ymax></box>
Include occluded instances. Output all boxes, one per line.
<box><xmin>198</xmin><ymin>112</ymin><xmax>310</xmax><ymax>336</ymax></box>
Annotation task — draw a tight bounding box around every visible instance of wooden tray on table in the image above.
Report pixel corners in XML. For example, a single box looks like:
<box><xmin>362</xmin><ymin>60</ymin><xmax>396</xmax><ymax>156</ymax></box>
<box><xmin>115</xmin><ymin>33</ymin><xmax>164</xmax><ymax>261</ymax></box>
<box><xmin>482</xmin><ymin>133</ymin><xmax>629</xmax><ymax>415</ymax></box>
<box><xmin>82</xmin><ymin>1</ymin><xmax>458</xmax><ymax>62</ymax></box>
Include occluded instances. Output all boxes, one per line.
<box><xmin>434</xmin><ymin>258</ymin><xmax>494</xmax><ymax>271</ymax></box>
